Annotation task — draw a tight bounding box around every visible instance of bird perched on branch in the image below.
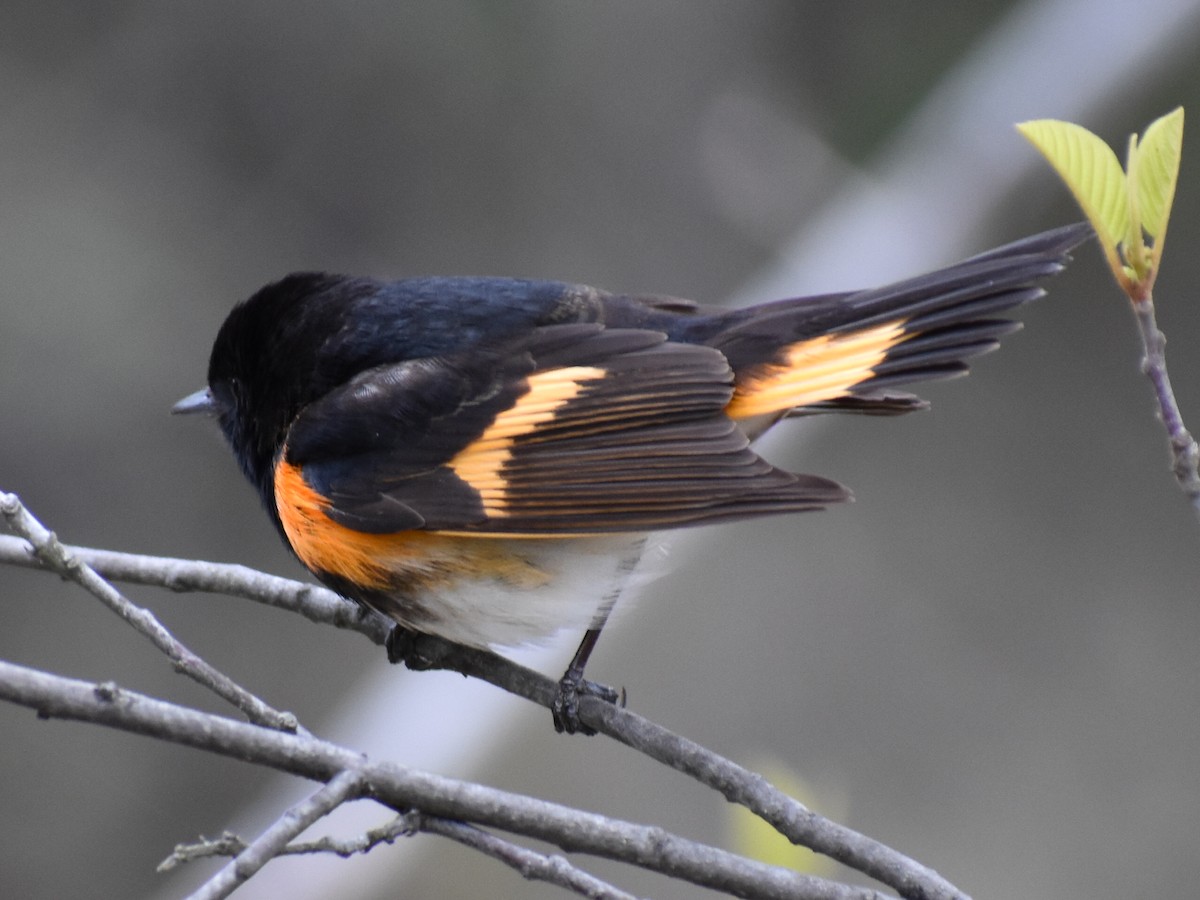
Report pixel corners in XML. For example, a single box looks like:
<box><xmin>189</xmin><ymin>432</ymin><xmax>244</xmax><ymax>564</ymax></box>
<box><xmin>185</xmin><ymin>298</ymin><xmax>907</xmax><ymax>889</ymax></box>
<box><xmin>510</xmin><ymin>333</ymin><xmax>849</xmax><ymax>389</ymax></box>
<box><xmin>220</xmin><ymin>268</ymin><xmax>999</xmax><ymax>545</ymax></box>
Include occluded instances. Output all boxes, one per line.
<box><xmin>176</xmin><ymin>222</ymin><xmax>1090</xmax><ymax>733</ymax></box>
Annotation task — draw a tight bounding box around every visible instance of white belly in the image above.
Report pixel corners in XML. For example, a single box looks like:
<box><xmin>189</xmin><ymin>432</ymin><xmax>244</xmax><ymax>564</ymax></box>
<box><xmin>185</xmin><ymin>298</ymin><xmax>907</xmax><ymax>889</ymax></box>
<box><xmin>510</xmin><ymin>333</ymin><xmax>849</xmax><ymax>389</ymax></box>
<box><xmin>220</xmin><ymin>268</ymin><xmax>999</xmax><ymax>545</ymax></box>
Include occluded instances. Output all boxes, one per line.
<box><xmin>374</xmin><ymin>532</ymin><xmax>671</xmax><ymax>650</ymax></box>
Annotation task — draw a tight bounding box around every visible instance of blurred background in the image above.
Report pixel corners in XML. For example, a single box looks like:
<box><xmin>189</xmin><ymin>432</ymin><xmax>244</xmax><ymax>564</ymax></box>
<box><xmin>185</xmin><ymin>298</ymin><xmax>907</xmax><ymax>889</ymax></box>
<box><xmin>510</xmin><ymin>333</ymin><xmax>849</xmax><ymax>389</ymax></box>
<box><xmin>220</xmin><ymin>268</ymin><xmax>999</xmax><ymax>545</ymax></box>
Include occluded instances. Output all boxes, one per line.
<box><xmin>3</xmin><ymin>2</ymin><xmax>1200</xmax><ymax>898</ymax></box>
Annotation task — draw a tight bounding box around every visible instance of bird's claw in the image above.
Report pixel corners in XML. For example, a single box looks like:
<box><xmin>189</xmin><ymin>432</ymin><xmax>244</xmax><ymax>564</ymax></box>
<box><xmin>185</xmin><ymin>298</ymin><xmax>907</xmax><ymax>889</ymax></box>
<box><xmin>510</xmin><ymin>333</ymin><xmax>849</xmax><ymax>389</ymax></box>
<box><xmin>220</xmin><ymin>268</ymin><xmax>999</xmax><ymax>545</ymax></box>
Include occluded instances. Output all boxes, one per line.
<box><xmin>551</xmin><ymin>669</ymin><xmax>623</xmax><ymax>735</ymax></box>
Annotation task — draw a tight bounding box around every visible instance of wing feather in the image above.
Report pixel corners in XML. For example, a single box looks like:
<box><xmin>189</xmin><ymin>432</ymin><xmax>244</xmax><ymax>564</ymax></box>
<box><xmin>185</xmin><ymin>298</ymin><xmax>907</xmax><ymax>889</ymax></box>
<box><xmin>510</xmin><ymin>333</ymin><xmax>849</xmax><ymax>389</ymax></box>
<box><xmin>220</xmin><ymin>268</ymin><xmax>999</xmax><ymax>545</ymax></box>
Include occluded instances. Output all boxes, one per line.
<box><xmin>283</xmin><ymin>324</ymin><xmax>849</xmax><ymax>537</ymax></box>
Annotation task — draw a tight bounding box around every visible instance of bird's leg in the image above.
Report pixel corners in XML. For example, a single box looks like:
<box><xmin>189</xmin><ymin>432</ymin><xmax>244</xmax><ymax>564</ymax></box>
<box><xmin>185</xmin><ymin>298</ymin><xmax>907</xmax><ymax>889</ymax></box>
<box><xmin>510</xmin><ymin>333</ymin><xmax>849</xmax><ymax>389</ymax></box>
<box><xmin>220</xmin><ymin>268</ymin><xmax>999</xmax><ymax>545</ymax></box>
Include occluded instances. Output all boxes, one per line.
<box><xmin>387</xmin><ymin>622</ymin><xmax>620</xmax><ymax>735</ymax></box>
<box><xmin>552</xmin><ymin>536</ymin><xmax>647</xmax><ymax>734</ymax></box>
<box><xmin>552</xmin><ymin>623</ymin><xmax>623</xmax><ymax>735</ymax></box>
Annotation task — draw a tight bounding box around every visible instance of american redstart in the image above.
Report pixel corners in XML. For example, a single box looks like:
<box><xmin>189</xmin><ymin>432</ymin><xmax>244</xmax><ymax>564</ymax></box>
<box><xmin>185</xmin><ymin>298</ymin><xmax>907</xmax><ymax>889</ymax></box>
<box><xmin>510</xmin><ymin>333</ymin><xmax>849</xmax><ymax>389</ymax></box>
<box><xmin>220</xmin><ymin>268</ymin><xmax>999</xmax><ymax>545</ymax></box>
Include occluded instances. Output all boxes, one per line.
<box><xmin>176</xmin><ymin>223</ymin><xmax>1089</xmax><ymax>732</ymax></box>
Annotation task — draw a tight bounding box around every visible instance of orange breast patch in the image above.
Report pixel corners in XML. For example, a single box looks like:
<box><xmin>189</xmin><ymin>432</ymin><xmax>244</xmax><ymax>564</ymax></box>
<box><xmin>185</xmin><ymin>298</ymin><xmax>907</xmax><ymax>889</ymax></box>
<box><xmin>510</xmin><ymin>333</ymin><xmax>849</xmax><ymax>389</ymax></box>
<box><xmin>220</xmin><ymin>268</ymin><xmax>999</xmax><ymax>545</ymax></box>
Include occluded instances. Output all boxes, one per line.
<box><xmin>274</xmin><ymin>458</ymin><xmax>558</xmax><ymax>593</ymax></box>
<box><xmin>274</xmin><ymin>458</ymin><xmax>406</xmax><ymax>590</ymax></box>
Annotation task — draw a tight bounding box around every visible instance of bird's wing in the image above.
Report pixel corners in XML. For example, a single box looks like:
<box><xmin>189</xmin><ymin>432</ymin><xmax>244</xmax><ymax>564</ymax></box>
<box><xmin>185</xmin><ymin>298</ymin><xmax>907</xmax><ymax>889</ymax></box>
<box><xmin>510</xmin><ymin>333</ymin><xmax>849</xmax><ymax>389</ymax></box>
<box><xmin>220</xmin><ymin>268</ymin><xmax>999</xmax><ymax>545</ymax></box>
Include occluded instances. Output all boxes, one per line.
<box><xmin>277</xmin><ymin>323</ymin><xmax>848</xmax><ymax>541</ymax></box>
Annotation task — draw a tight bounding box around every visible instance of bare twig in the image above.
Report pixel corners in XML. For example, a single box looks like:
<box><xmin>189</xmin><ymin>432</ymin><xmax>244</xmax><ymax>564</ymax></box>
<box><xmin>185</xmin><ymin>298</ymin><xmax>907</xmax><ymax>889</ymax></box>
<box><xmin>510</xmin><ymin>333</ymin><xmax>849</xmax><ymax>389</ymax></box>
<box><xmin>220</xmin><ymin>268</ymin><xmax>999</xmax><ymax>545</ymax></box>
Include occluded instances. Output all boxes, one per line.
<box><xmin>0</xmin><ymin>659</ymin><xmax>886</xmax><ymax>900</ymax></box>
<box><xmin>0</xmin><ymin>493</ymin><xmax>303</xmax><ymax>733</ymax></box>
<box><xmin>161</xmin><ymin>816</ymin><xmax>417</xmax><ymax>869</ymax></box>
<box><xmin>161</xmin><ymin>832</ymin><xmax>250</xmax><ymax>871</ymax></box>
<box><xmin>421</xmin><ymin>817</ymin><xmax>641</xmax><ymax>900</ymax></box>
<box><xmin>0</xmin><ymin>533</ymin><xmax>961</xmax><ymax>900</ymax></box>
<box><xmin>186</xmin><ymin>769</ymin><xmax>366</xmax><ymax>900</ymax></box>
<box><xmin>0</xmin><ymin>534</ymin><xmax>391</xmax><ymax>642</ymax></box>
<box><xmin>1133</xmin><ymin>297</ymin><xmax>1200</xmax><ymax>523</ymax></box>
<box><xmin>164</xmin><ymin>814</ymin><xmax>636</xmax><ymax>900</ymax></box>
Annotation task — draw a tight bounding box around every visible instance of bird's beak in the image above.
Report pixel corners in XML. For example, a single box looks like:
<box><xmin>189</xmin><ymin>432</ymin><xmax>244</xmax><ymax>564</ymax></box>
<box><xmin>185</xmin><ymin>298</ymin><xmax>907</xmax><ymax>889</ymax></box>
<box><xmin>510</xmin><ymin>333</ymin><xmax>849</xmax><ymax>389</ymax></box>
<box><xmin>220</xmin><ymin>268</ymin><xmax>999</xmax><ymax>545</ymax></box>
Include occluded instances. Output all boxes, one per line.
<box><xmin>172</xmin><ymin>387</ymin><xmax>216</xmax><ymax>416</ymax></box>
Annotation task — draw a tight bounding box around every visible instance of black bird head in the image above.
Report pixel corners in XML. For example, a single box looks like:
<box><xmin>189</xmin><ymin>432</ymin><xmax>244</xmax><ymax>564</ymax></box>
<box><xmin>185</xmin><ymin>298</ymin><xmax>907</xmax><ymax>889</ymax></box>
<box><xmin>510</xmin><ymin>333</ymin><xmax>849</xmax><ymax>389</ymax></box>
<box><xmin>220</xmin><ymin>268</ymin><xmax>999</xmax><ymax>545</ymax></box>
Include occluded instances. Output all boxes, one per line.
<box><xmin>176</xmin><ymin>274</ymin><xmax>383</xmax><ymax>503</ymax></box>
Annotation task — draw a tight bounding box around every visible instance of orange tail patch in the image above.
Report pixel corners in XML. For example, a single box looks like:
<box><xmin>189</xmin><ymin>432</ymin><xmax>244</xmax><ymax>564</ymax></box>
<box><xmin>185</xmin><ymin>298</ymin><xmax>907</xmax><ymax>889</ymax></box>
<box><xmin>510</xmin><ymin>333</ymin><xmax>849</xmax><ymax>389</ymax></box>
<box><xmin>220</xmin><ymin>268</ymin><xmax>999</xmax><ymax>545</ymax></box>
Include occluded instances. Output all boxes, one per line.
<box><xmin>725</xmin><ymin>320</ymin><xmax>908</xmax><ymax>420</ymax></box>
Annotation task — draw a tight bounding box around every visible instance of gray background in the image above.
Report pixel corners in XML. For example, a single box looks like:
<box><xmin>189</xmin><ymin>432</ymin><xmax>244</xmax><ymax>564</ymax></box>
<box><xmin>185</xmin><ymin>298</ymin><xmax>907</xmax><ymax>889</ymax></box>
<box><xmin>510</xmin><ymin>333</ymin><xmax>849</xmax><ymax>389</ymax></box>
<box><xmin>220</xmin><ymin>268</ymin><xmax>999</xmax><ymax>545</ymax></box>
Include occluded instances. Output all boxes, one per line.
<box><xmin>3</xmin><ymin>2</ymin><xmax>1200</xmax><ymax>898</ymax></box>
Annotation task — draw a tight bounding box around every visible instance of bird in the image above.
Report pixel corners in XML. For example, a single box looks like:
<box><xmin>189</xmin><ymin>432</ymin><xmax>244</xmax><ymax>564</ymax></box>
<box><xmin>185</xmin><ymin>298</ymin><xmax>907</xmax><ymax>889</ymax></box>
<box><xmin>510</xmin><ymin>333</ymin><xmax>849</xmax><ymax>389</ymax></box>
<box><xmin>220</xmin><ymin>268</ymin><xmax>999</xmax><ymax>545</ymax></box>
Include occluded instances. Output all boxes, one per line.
<box><xmin>175</xmin><ymin>222</ymin><xmax>1090</xmax><ymax>733</ymax></box>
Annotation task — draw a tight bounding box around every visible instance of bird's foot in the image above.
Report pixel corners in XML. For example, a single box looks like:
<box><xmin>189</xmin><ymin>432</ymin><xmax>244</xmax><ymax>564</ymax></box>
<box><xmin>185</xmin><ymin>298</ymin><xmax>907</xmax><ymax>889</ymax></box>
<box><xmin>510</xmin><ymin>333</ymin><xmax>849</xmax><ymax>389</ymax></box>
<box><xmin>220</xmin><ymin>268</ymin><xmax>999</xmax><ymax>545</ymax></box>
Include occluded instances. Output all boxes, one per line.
<box><xmin>385</xmin><ymin>625</ymin><xmax>452</xmax><ymax>670</ymax></box>
<box><xmin>551</xmin><ymin>667</ymin><xmax>623</xmax><ymax>736</ymax></box>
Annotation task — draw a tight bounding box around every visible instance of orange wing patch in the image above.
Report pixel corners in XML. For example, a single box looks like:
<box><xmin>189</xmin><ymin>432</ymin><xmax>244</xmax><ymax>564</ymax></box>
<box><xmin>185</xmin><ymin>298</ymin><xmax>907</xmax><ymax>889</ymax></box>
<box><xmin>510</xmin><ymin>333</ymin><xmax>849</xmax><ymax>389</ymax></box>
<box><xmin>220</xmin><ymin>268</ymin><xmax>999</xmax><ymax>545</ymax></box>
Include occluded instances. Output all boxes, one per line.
<box><xmin>725</xmin><ymin>320</ymin><xmax>908</xmax><ymax>420</ymax></box>
<box><xmin>449</xmin><ymin>365</ymin><xmax>606</xmax><ymax>516</ymax></box>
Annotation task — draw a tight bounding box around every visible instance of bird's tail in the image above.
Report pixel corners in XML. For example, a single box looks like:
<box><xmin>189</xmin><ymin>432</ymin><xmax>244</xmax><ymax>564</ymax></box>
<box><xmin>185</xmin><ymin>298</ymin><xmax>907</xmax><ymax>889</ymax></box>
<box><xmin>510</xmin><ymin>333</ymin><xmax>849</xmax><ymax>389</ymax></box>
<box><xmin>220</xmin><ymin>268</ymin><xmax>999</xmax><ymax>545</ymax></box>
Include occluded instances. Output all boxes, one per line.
<box><xmin>708</xmin><ymin>222</ymin><xmax>1092</xmax><ymax>423</ymax></box>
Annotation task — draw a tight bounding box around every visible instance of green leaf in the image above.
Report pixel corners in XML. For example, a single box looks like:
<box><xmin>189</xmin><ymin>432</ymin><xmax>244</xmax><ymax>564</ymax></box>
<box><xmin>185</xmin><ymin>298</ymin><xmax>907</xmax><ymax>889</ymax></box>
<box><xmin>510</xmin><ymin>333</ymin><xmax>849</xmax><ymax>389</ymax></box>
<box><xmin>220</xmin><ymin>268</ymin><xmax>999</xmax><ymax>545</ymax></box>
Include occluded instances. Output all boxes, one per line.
<box><xmin>1017</xmin><ymin>119</ymin><xmax>1129</xmax><ymax>257</ymax></box>
<box><xmin>1124</xmin><ymin>134</ymin><xmax>1148</xmax><ymax>276</ymax></box>
<box><xmin>1131</xmin><ymin>106</ymin><xmax>1184</xmax><ymax>242</ymax></box>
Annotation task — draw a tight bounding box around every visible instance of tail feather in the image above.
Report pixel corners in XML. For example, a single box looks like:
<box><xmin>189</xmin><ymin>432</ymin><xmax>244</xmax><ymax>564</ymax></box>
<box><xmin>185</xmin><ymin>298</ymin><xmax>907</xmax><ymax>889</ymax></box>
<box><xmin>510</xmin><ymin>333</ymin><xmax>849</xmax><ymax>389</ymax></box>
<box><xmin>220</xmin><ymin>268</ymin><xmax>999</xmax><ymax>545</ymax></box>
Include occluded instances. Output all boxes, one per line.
<box><xmin>787</xmin><ymin>388</ymin><xmax>930</xmax><ymax>418</ymax></box>
<box><xmin>719</xmin><ymin>223</ymin><xmax>1091</xmax><ymax>422</ymax></box>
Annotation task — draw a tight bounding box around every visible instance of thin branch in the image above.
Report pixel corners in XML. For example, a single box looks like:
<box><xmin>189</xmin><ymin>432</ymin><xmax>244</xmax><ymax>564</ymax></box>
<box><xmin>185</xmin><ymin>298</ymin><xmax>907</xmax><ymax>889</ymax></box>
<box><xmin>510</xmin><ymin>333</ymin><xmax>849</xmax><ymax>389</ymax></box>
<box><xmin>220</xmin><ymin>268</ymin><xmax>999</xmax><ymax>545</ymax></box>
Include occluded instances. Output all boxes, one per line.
<box><xmin>0</xmin><ymin>659</ymin><xmax>885</xmax><ymax>900</ymax></box>
<box><xmin>0</xmin><ymin>534</ymin><xmax>960</xmax><ymax>900</ymax></box>
<box><xmin>161</xmin><ymin>815</ymin><xmax>419</xmax><ymax>868</ymax></box>
<box><xmin>0</xmin><ymin>493</ymin><xmax>303</xmax><ymax>733</ymax></box>
<box><xmin>421</xmin><ymin>817</ymin><xmax>641</xmax><ymax>900</ymax></box>
<box><xmin>0</xmin><ymin>537</ymin><xmax>392</xmax><ymax>642</ymax></box>
<box><xmin>167</xmin><ymin>814</ymin><xmax>642</xmax><ymax>900</ymax></box>
<box><xmin>186</xmin><ymin>769</ymin><xmax>366</xmax><ymax>900</ymax></box>
<box><xmin>1133</xmin><ymin>297</ymin><xmax>1200</xmax><ymax>523</ymax></box>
